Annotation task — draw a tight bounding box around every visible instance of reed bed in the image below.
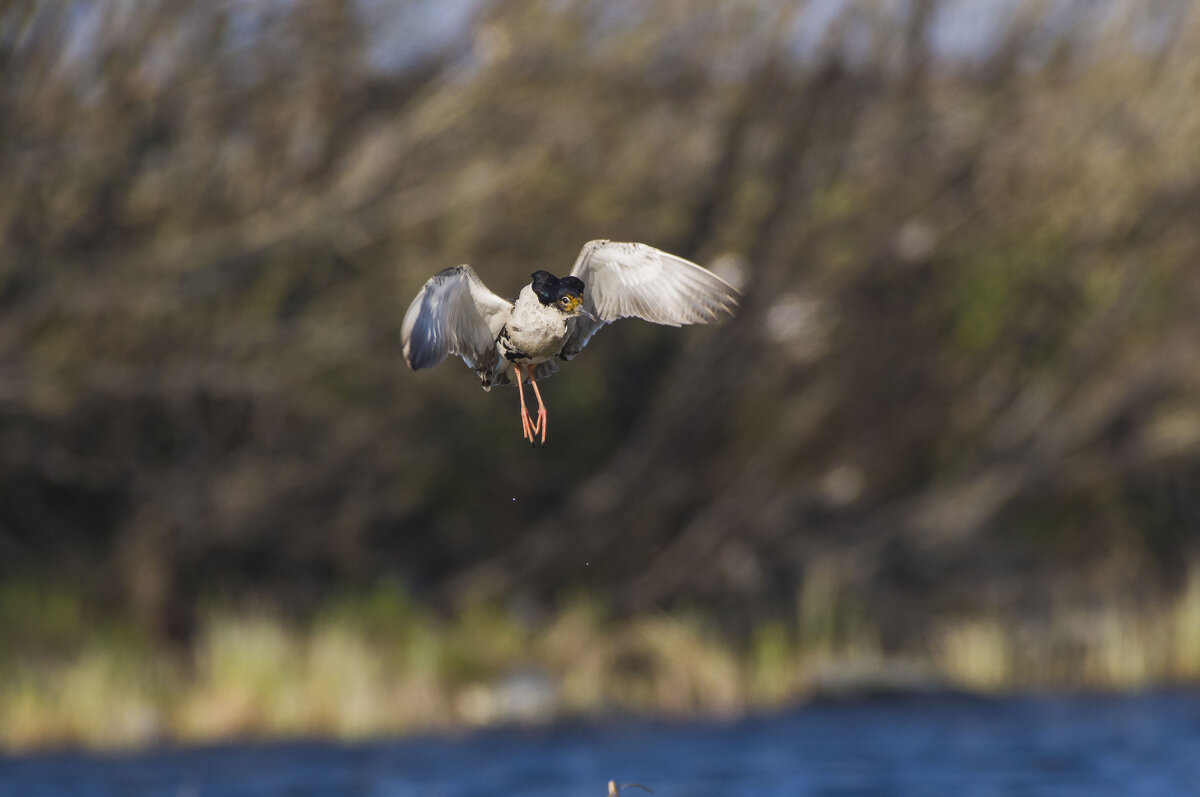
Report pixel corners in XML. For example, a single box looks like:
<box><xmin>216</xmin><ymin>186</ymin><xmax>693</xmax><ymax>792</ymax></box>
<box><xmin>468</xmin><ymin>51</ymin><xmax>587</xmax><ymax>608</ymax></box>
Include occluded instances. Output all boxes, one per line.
<box><xmin>3</xmin><ymin>569</ymin><xmax>1200</xmax><ymax>752</ymax></box>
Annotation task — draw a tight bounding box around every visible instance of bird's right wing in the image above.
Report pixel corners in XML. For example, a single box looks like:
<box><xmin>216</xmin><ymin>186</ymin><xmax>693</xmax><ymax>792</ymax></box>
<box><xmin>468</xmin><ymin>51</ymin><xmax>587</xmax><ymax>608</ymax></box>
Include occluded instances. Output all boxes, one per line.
<box><xmin>401</xmin><ymin>265</ymin><xmax>512</xmax><ymax>373</ymax></box>
<box><xmin>560</xmin><ymin>240</ymin><xmax>740</xmax><ymax>360</ymax></box>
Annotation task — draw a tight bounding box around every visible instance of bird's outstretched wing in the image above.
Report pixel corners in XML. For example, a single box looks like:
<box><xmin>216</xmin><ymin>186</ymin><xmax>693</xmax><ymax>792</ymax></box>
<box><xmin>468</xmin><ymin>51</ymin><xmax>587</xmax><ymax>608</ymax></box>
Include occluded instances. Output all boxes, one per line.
<box><xmin>401</xmin><ymin>265</ymin><xmax>512</xmax><ymax>374</ymax></box>
<box><xmin>560</xmin><ymin>240</ymin><xmax>740</xmax><ymax>360</ymax></box>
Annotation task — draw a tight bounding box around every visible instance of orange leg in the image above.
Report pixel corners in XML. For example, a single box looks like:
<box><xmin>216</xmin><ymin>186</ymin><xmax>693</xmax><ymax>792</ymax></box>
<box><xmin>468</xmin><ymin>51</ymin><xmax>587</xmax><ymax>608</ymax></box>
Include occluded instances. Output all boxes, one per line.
<box><xmin>513</xmin><ymin>365</ymin><xmax>537</xmax><ymax>443</ymax></box>
<box><xmin>527</xmin><ymin>376</ymin><xmax>548</xmax><ymax>444</ymax></box>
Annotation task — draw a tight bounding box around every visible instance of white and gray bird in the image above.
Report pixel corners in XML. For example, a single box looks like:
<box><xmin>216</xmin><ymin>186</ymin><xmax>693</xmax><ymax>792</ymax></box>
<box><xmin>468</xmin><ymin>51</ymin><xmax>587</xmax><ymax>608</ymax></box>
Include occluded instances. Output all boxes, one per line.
<box><xmin>400</xmin><ymin>239</ymin><xmax>740</xmax><ymax>444</ymax></box>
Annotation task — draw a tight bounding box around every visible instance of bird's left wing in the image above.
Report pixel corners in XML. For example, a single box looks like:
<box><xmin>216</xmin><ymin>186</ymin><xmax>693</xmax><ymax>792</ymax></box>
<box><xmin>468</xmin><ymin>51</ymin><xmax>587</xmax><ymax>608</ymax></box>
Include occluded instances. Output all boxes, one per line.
<box><xmin>559</xmin><ymin>240</ymin><xmax>740</xmax><ymax>360</ymax></box>
<box><xmin>401</xmin><ymin>265</ymin><xmax>512</xmax><ymax>373</ymax></box>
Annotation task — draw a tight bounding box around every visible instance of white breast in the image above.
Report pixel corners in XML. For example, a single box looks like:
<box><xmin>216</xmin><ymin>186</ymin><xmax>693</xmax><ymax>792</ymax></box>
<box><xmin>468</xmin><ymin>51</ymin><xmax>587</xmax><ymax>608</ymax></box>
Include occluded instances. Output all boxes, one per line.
<box><xmin>503</xmin><ymin>286</ymin><xmax>569</xmax><ymax>363</ymax></box>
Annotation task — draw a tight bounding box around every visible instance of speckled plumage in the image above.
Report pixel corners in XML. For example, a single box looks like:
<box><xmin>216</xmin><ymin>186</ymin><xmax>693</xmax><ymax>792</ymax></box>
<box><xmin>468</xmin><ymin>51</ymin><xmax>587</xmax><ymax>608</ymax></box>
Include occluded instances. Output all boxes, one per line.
<box><xmin>502</xmin><ymin>285</ymin><xmax>573</xmax><ymax>362</ymax></box>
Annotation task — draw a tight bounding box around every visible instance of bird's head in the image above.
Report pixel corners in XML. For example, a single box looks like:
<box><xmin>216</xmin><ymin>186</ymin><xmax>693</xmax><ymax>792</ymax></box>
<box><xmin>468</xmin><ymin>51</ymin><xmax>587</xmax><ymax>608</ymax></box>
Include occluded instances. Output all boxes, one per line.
<box><xmin>531</xmin><ymin>271</ymin><xmax>588</xmax><ymax>317</ymax></box>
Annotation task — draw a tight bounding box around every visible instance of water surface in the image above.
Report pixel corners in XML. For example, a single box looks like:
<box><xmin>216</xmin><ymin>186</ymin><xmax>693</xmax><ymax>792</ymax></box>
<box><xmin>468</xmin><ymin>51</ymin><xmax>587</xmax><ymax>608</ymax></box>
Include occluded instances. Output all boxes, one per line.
<box><xmin>3</xmin><ymin>691</ymin><xmax>1198</xmax><ymax>797</ymax></box>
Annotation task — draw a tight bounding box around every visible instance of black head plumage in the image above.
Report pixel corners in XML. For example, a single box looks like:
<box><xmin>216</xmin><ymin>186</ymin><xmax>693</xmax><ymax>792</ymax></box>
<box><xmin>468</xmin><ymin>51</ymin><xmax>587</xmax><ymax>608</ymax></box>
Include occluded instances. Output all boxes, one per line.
<box><xmin>530</xmin><ymin>271</ymin><xmax>585</xmax><ymax>306</ymax></box>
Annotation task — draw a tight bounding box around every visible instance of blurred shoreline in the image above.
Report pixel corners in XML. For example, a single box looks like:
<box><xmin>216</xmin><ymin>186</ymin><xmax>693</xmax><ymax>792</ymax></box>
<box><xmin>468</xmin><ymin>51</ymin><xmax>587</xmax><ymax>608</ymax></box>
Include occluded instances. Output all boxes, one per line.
<box><xmin>3</xmin><ymin>572</ymin><xmax>1198</xmax><ymax>753</ymax></box>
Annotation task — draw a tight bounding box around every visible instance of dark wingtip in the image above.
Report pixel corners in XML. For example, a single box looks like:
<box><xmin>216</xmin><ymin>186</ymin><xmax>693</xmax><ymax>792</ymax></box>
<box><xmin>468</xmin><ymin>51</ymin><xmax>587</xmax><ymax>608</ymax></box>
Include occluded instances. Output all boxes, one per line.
<box><xmin>402</xmin><ymin>299</ymin><xmax>447</xmax><ymax>370</ymax></box>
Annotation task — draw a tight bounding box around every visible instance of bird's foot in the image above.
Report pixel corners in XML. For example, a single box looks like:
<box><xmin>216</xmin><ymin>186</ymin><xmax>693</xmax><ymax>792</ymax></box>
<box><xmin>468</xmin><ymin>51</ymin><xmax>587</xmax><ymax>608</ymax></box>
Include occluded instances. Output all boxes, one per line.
<box><xmin>520</xmin><ymin>404</ymin><xmax>537</xmax><ymax>444</ymax></box>
<box><xmin>514</xmin><ymin>365</ymin><xmax>546</xmax><ymax>446</ymax></box>
<box><xmin>522</xmin><ymin>409</ymin><xmax>545</xmax><ymax>445</ymax></box>
<box><xmin>527</xmin><ymin>374</ymin><xmax>548</xmax><ymax>445</ymax></box>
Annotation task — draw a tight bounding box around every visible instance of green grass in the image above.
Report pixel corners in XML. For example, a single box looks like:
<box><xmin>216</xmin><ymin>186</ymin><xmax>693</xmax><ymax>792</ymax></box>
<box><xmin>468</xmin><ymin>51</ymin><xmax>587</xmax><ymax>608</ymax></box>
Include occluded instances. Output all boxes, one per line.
<box><xmin>3</xmin><ymin>570</ymin><xmax>1200</xmax><ymax>751</ymax></box>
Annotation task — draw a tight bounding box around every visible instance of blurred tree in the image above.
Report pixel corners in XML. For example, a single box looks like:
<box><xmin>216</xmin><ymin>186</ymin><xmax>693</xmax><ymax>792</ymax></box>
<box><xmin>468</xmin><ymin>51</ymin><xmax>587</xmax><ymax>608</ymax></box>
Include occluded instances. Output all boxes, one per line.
<box><xmin>1</xmin><ymin>0</ymin><xmax>1198</xmax><ymax>644</ymax></box>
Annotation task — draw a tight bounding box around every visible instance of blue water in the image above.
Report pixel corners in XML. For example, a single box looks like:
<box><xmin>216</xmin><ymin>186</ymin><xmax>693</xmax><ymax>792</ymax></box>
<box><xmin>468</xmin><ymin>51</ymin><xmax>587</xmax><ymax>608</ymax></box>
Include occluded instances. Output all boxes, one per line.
<box><xmin>3</xmin><ymin>692</ymin><xmax>1199</xmax><ymax>797</ymax></box>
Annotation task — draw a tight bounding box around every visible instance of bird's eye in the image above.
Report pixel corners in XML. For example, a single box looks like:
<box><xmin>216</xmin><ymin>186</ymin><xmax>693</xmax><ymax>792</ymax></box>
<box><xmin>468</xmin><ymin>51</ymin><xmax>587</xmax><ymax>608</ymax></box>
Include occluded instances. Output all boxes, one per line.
<box><xmin>560</xmin><ymin>297</ymin><xmax>571</xmax><ymax>305</ymax></box>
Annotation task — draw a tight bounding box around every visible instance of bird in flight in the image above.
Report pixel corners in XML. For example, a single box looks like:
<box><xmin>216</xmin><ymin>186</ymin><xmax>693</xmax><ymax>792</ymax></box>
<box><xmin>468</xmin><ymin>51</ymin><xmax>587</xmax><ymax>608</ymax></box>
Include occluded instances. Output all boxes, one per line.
<box><xmin>401</xmin><ymin>239</ymin><xmax>740</xmax><ymax>444</ymax></box>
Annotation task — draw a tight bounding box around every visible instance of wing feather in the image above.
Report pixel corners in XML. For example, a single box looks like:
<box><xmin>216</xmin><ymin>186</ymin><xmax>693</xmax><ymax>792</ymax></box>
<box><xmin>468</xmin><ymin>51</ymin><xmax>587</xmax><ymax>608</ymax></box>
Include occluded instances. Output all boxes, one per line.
<box><xmin>401</xmin><ymin>265</ymin><xmax>512</xmax><ymax>374</ymax></box>
<box><xmin>560</xmin><ymin>240</ymin><xmax>740</xmax><ymax>359</ymax></box>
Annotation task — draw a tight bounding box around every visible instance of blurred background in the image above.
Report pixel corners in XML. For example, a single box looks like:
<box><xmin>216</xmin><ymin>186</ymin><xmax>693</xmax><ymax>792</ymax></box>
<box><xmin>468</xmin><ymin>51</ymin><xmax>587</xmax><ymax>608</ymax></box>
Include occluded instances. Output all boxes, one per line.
<box><xmin>2</xmin><ymin>0</ymin><xmax>1200</xmax><ymax>752</ymax></box>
